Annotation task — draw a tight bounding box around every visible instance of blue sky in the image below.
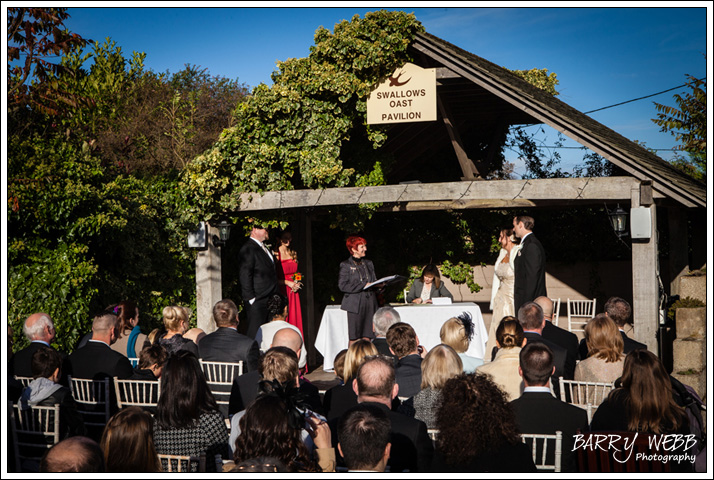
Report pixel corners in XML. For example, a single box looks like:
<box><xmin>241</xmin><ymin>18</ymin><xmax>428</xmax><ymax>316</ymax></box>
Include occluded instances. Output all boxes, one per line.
<box><xmin>11</xmin><ymin>4</ymin><xmax>712</xmax><ymax>177</ymax></box>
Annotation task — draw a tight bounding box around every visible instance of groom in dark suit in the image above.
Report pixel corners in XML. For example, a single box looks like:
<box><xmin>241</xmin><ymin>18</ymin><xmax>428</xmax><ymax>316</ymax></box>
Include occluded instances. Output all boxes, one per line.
<box><xmin>513</xmin><ymin>215</ymin><xmax>547</xmax><ymax>313</ymax></box>
<box><xmin>239</xmin><ymin>224</ymin><xmax>278</xmax><ymax>339</ymax></box>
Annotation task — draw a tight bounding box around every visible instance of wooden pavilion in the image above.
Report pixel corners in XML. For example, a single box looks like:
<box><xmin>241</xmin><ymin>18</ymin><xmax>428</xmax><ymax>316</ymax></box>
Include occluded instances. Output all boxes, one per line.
<box><xmin>194</xmin><ymin>32</ymin><xmax>706</xmax><ymax>366</ymax></box>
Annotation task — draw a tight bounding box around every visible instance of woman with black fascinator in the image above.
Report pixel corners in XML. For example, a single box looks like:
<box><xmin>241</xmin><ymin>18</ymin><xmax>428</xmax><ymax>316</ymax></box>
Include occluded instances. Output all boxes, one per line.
<box><xmin>440</xmin><ymin>312</ymin><xmax>484</xmax><ymax>372</ymax></box>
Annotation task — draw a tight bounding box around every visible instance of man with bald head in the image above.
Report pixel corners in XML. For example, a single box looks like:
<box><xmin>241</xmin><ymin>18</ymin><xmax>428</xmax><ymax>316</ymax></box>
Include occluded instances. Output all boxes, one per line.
<box><xmin>229</xmin><ymin>328</ymin><xmax>323</xmax><ymax>415</ymax></box>
<box><xmin>328</xmin><ymin>355</ymin><xmax>433</xmax><ymax>472</ymax></box>
<box><xmin>9</xmin><ymin>313</ymin><xmax>70</xmax><ymax>385</ymax></box>
<box><xmin>40</xmin><ymin>436</ymin><xmax>104</xmax><ymax>472</ymax></box>
<box><xmin>535</xmin><ymin>296</ymin><xmax>579</xmax><ymax>362</ymax></box>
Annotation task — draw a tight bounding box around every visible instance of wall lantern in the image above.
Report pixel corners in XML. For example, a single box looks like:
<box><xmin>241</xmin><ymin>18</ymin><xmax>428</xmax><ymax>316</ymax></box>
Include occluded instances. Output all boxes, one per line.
<box><xmin>210</xmin><ymin>218</ymin><xmax>233</xmax><ymax>247</ymax></box>
<box><xmin>608</xmin><ymin>204</ymin><xmax>629</xmax><ymax>238</ymax></box>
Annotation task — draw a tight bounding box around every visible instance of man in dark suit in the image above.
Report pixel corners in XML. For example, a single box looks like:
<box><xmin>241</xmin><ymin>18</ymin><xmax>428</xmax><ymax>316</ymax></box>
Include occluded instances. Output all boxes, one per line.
<box><xmin>386</xmin><ymin>322</ymin><xmax>423</xmax><ymax>399</ymax></box>
<box><xmin>238</xmin><ymin>224</ymin><xmax>278</xmax><ymax>339</ymax></box>
<box><xmin>337</xmin><ymin>404</ymin><xmax>392</xmax><ymax>472</ymax></box>
<box><xmin>198</xmin><ymin>299</ymin><xmax>260</xmax><ymax>372</ymax></box>
<box><xmin>579</xmin><ymin>296</ymin><xmax>647</xmax><ymax>359</ymax></box>
<box><xmin>513</xmin><ymin>215</ymin><xmax>548</xmax><ymax>313</ymax></box>
<box><xmin>229</xmin><ymin>328</ymin><xmax>322</xmax><ymax>415</ymax></box>
<box><xmin>518</xmin><ymin>302</ymin><xmax>575</xmax><ymax>397</ymax></box>
<box><xmin>329</xmin><ymin>355</ymin><xmax>433</xmax><ymax>472</ymax></box>
<box><xmin>535</xmin><ymin>296</ymin><xmax>580</xmax><ymax>361</ymax></box>
<box><xmin>510</xmin><ymin>342</ymin><xmax>588</xmax><ymax>472</ymax></box>
<box><xmin>67</xmin><ymin>312</ymin><xmax>134</xmax><ymax>381</ymax></box>
<box><xmin>371</xmin><ymin>307</ymin><xmax>400</xmax><ymax>363</ymax></box>
<box><xmin>9</xmin><ymin>312</ymin><xmax>70</xmax><ymax>385</ymax></box>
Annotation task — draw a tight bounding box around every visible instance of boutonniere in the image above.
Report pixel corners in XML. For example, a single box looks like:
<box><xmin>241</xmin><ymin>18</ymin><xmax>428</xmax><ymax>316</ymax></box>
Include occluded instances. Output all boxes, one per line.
<box><xmin>517</xmin><ymin>250</ymin><xmax>522</xmax><ymax>256</ymax></box>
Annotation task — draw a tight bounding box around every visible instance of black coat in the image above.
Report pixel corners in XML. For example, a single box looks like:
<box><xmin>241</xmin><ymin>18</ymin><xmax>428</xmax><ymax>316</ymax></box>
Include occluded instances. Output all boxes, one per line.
<box><xmin>542</xmin><ymin>321</ymin><xmax>580</xmax><ymax>361</ymax></box>
<box><xmin>513</xmin><ymin>233</ymin><xmax>548</xmax><ymax>312</ymax></box>
<box><xmin>68</xmin><ymin>341</ymin><xmax>134</xmax><ymax>380</ymax></box>
<box><xmin>510</xmin><ymin>391</ymin><xmax>589</xmax><ymax>472</ymax></box>
<box><xmin>238</xmin><ymin>238</ymin><xmax>279</xmax><ymax>338</ymax></box>
<box><xmin>198</xmin><ymin>327</ymin><xmax>260</xmax><ymax>373</ymax></box>
<box><xmin>323</xmin><ymin>381</ymin><xmax>359</xmax><ymax>421</ymax></box>
<box><xmin>431</xmin><ymin>441</ymin><xmax>537</xmax><ymax>473</ymax></box>
<box><xmin>330</xmin><ymin>401</ymin><xmax>434</xmax><ymax>473</ymax></box>
<box><xmin>9</xmin><ymin>342</ymin><xmax>71</xmax><ymax>386</ymax></box>
<box><xmin>395</xmin><ymin>354</ymin><xmax>423</xmax><ymax>399</ymax></box>
<box><xmin>523</xmin><ymin>332</ymin><xmax>575</xmax><ymax>397</ymax></box>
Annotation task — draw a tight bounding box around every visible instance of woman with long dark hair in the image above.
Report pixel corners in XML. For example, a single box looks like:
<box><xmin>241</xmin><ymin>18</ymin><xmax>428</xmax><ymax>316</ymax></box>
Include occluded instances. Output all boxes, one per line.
<box><xmin>101</xmin><ymin>407</ymin><xmax>161</xmax><ymax>473</ymax></box>
<box><xmin>152</xmin><ymin>350</ymin><xmax>229</xmax><ymax>471</ymax></box>
<box><xmin>109</xmin><ymin>300</ymin><xmax>148</xmax><ymax>358</ymax></box>
<box><xmin>406</xmin><ymin>264</ymin><xmax>453</xmax><ymax>304</ymax></box>
<box><xmin>432</xmin><ymin>373</ymin><xmax>536</xmax><ymax>472</ymax></box>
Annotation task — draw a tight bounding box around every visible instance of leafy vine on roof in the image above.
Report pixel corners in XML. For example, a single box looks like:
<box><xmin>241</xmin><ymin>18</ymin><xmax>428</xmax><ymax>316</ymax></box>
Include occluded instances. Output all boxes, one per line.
<box><xmin>179</xmin><ymin>11</ymin><xmax>425</xmax><ymax>228</ymax></box>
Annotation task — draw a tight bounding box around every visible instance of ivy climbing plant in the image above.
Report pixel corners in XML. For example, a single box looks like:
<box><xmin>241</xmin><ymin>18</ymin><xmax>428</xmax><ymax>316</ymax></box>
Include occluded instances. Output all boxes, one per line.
<box><xmin>179</xmin><ymin>11</ymin><xmax>425</xmax><ymax>229</ymax></box>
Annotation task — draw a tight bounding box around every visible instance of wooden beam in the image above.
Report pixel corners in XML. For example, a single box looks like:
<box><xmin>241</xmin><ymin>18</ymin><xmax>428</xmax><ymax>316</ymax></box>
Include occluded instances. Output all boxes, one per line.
<box><xmin>437</xmin><ymin>95</ymin><xmax>481</xmax><ymax>180</ymax></box>
<box><xmin>233</xmin><ymin>177</ymin><xmax>658</xmax><ymax>212</ymax></box>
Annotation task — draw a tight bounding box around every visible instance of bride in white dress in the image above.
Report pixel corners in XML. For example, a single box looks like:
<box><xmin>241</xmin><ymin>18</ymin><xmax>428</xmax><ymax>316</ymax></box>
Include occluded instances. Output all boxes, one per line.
<box><xmin>485</xmin><ymin>228</ymin><xmax>521</xmax><ymax>362</ymax></box>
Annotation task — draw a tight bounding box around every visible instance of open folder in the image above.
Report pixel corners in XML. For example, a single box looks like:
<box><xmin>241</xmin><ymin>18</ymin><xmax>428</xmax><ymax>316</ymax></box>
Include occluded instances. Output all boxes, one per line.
<box><xmin>363</xmin><ymin>275</ymin><xmax>405</xmax><ymax>290</ymax></box>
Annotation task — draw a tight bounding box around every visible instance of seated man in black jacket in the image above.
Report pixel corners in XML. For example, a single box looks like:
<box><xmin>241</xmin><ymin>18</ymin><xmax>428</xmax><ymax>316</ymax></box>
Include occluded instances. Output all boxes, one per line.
<box><xmin>19</xmin><ymin>346</ymin><xmax>86</xmax><ymax>440</ymax></box>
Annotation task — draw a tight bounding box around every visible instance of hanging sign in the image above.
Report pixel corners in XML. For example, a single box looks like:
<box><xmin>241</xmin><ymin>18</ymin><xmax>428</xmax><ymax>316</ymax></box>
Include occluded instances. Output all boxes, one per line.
<box><xmin>367</xmin><ymin>62</ymin><xmax>436</xmax><ymax>124</ymax></box>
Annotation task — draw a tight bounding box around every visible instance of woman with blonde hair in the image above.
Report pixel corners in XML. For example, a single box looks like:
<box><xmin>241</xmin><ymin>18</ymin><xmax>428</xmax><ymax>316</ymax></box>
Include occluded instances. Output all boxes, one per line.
<box><xmin>323</xmin><ymin>339</ymin><xmax>378</xmax><ymax>420</ymax></box>
<box><xmin>100</xmin><ymin>407</ymin><xmax>161</xmax><ymax>472</ymax></box>
<box><xmin>440</xmin><ymin>312</ymin><xmax>483</xmax><ymax>372</ymax></box>
<box><xmin>476</xmin><ymin>316</ymin><xmax>526</xmax><ymax>401</ymax></box>
<box><xmin>413</xmin><ymin>344</ymin><xmax>463</xmax><ymax>428</ymax></box>
<box><xmin>575</xmin><ymin>313</ymin><xmax>624</xmax><ymax>384</ymax></box>
<box><xmin>150</xmin><ymin>306</ymin><xmax>198</xmax><ymax>357</ymax></box>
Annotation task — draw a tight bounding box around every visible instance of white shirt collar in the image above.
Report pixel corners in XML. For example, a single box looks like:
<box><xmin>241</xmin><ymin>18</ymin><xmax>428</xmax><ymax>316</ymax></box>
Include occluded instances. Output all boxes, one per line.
<box><xmin>89</xmin><ymin>339</ymin><xmax>110</xmax><ymax>347</ymax></box>
<box><xmin>31</xmin><ymin>340</ymin><xmax>51</xmax><ymax>347</ymax></box>
<box><xmin>521</xmin><ymin>231</ymin><xmax>533</xmax><ymax>241</ymax></box>
<box><xmin>524</xmin><ymin>386</ymin><xmax>552</xmax><ymax>393</ymax></box>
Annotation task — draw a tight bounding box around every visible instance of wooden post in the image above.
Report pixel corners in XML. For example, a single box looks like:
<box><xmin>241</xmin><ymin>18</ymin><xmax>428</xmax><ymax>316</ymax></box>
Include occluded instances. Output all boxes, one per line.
<box><xmin>195</xmin><ymin>223</ymin><xmax>222</xmax><ymax>334</ymax></box>
<box><xmin>292</xmin><ymin>210</ymin><xmax>317</xmax><ymax>368</ymax></box>
<box><xmin>667</xmin><ymin>207</ymin><xmax>689</xmax><ymax>296</ymax></box>
<box><xmin>630</xmin><ymin>184</ymin><xmax>659</xmax><ymax>354</ymax></box>
<box><xmin>437</xmin><ymin>95</ymin><xmax>481</xmax><ymax>180</ymax></box>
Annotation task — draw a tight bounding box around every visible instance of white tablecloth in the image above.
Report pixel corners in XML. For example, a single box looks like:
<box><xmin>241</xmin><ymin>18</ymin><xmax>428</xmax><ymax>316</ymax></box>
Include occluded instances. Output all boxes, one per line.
<box><xmin>314</xmin><ymin>303</ymin><xmax>487</xmax><ymax>371</ymax></box>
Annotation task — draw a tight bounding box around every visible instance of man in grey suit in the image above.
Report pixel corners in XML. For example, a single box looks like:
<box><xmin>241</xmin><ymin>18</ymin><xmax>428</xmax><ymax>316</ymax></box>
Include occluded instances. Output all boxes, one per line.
<box><xmin>513</xmin><ymin>215</ymin><xmax>548</xmax><ymax>313</ymax></box>
<box><xmin>535</xmin><ymin>296</ymin><xmax>580</xmax><ymax>361</ymax></box>
<box><xmin>198</xmin><ymin>299</ymin><xmax>260</xmax><ymax>372</ymax></box>
<box><xmin>510</xmin><ymin>342</ymin><xmax>588</xmax><ymax>472</ymax></box>
<box><xmin>238</xmin><ymin>224</ymin><xmax>278</xmax><ymax>339</ymax></box>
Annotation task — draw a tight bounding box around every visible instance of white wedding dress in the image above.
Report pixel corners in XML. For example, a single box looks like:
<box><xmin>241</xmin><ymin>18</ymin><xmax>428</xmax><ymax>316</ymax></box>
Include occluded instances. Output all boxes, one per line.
<box><xmin>485</xmin><ymin>256</ymin><xmax>516</xmax><ymax>361</ymax></box>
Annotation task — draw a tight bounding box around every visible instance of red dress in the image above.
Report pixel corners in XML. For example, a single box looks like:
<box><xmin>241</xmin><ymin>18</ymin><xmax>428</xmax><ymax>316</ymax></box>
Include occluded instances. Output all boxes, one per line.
<box><xmin>277</xmin><ymin>250</ymin><xmax>304</xmax><ymax>336</ymax></box>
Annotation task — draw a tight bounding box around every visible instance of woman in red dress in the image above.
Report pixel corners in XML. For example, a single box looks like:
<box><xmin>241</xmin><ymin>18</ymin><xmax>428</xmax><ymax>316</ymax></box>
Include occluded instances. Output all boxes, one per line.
<box><xmin>274</xmin><ymin>230</ymin><xmax>304</xmax><ymax>337</ymax></box>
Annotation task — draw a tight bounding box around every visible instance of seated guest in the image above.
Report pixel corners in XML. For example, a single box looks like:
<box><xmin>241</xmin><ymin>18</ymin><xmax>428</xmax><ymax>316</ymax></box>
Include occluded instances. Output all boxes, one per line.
<box><xmin>100</xmin><ymin>407</ymin><xmax>161</xmax><ymax>472</ymax></box>
<box><xmin>323</xmin><ymin>340</ymin><xmax>377</xmax><ymax>421</ymax></box>
<box><xmin>153</xmin><ymin>350</ymin><xmax>229</xmax><ymax>472</ymax></box>
<box><xmin>108</xmin><ymin>300</ymin><xmax>148</xmax><ymax>359</ymax></box>
<box><xmin>199</xmin><ymin>299</ymin><xmax>260</xmax><ymax>372</ymax></box>
<box><xmin>332</xmin><ymin>349</ymin><xmax>348</xmax><ymax>384</ymax></box>
<box><xmin>580</xmin><ymin>296</ymin><xmax>646</xmax><ymax>358</ymax></box>
<box><xmin>535</xmin><ymin>296</ymin><xmax>579</xmax><ymax>362</ymax></box>
<box><xmin>591</xmin><ymin>350</ymin><xmax>692</xmax><ymax>472</ymax></box>
<box><xmin>40</xmin><ymin>436</ymin><xmax>104</xmax><ymax>473</ymax></box>
<box><xmin>476</xmin><ymin>316</ymin><xmax>526</xmax><ymax>401</ymax></box>
<box><xmin>68</xmin><ymin>311</ymin><xmax>134</xmax><ymax>381</ymax></box>
<box><xmin>574</xmin><ymin>314</ymin><xmax>625</xmax><ymax>401</ymax></box>
<box><xmin>151</xmin><ymin>306</ymin><xmax>198</xmax><ymax>357</ymax></box>
<box><xmin>440</xmin><ymin>312</ymin><xmax>483</xmax><ymax>372</ymax></box>
<box><xmin>9</xmin><ymin>312</ymin><xmax>70</xmax><ymax>385</ymax></box>
<box><xmin>130</xmin><ymin>343</ymin><xmax>168</xmax><ymax>381</ymax></box>
<box><xmin>510</xmin><ymin>343</ymin><xmax>588</xmax><ymax>472</ymax></box>
<box><xmin>230</xmin><ymin>348</ymin><xmax>330</xmax><ymax>462</ymax></box>
<box><xmin>517</xmin><ymin>301</ymin><xmax>574</xmax><ymax>397</ymax></box>
<box><xmin>19</xmin><ymin>346</ymin><xmax>86</xmax><ymax>439</ymax></box>
<box><xmin>330</xmin><ymin>355</ymin><xmax>433</xmax><ymax>472</ymax></box>
<box><xmin>255</xmin><ymin>294</ymin><xmax>306</xmax><ymax>370</ymax></box>
<box><xmin>183</xmin><ymin>327</ymin><xmax>206</xmax><ymax>345</ymax></box>
<box><xmin>406</xmin><ymin>264</ymin><xmax>453</xmax><ymax>304</ymax></box>
<box><xmin>337</xmin><ymin>404</ymin><xmax>392</xmax><ymax>472</ymax></box>
<box><xmin>432</xmin><ymin>373</ymin><xmax>537</xmax><ymax>472</ymax></box>
<box><xmin>233</xmin><ymin>380</ymin><xmax>335</xmax><ymax>472</ymax></box>
<box><xmin>386</xmin><ymin>322</ymin><xmax>425</xmax><ymax>399</ymax></box>
<box><xmin>371</xmin><ymin>306</ymin><xmax>400</xmax><ymax>362</ymax></box>
<box><xmin>413</xmin><ymin>344</ymin><xmax>463</xmax><ymax>428</ymax></box>
<box><xmin>229</xmin><ymin>328</ymin><xmax>322</xmax><ymax>415</ymax></box>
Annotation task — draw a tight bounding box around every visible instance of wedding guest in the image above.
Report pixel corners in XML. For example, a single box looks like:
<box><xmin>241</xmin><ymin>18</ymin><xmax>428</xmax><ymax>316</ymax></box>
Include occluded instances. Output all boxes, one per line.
<box><xmin>323</xmin><ymin>340</ymin><xmax>377</xmax><ymax>421</ymax></box>
<box><xmin>100</xmin><ymin>407</ymin><xmax>161</xmax><ymax>472</ymax></box>
<box><xmin>486</xmin><ymin>227</ymin><xmax>520</xmax><ymax>360</ymax></box>
<box><xmin>440</xmin><ymin>312</ymin><xmax>483</xmax><ymax>372</ymax></box>
<box><xmin>9</xmin><ymin>312</ymin><xmax>70</xmax><ymax>385</ymax></box>
<box><xmin>574</xmin><ymin>314</ymin><xmax>625</xmax><ymax>404</ymax></box>
<box><xmin>476</xmin><ymin>316</ymin><xmax>526</xmax><ymax>401</ymax></box>
<box><xmin>130</xmin><ymin>343</ymin><xmax>168</xmax><ymax>381</ymax></box>
<box><xmin>580</xmin><ymin>296</ymin><xmax>647</xmax><ymax>358</ymax></box>
<box><xmin>332</xmin><ymin>349</ymin><xmax>348</xmax><ymax>384</ymax></box>
<box><xmin>413</xmin><ymin>344</ymin><xmax>463</xmax><ymax>428</ymax></box>
<box><xmin>109</xmin><ymin>301</ymin><xmax>147</xmax><ymax>359</ymax></box>
<box><xmin>40</xmin><ymin>436</ymin><xmax>104</xmax><ymax>473</ymax></box>
<box><xmin>431</xmin><ymin>373</ymin><xmax>537</xmax><ymax>472</ymax></box>
<box><xmin>183</xmin><ymin>327</ymin><xmax>206</xmax><ymax>345</ymax></box>
<box><xmin>387</xmin><ymin>322</ymin><xmax>425</xmax><ymax>399</ymax></box>
<box><xmin>151</xmin><ymin>306</ymin><xmax>198</xmax><ymax>357</ymax></box>
<box><xmin>337</xmin><ymin>404</ymin><xmax>392</xmax><ymax>472</ymax></box>
<box><xmin>199</xmin><ymin>299</ymin><xmax>260</xmax><ymax>372</ymax></box>
<box><xmin>255</xmin><ymin>294</ymin><xmax>306</xmax><ymax>369</ymax></box>
<box><xmin>535</xmin><ymin>296</ymin><xmax>579</xmax><ymax>362</ymax></box>
<box><xmin>371</xmin><ymin>306</ymin><xmax>400</xmax><ymax>363</ymax></box>
<box><xmin>153</xmin><ymin>350</ymin><xmax>229</xmax><ymax>472</ymax></box>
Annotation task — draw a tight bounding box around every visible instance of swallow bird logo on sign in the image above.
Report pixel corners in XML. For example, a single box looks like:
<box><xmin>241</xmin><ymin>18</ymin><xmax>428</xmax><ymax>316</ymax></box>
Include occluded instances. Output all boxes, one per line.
<box><xmin>388</xmin><ymin>71</ymin><xmax>411</xmax><ymax>87</ymax></box>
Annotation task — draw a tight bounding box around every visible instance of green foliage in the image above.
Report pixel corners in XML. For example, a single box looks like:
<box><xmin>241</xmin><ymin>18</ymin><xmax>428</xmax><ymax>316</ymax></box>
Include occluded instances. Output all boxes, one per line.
<box><xmin>510</xmin><ymin>68</ymin><xmax>560</xmax><ymax>96</ymax></box>
<box><xmin>440</xmin><ymin>260</ymin><xmax>482</xmax><ymax>294</ymax></box>
<box><xmin>179</xmin><ymin>10</ymin><xmax>424</xmax><ymax>229</ymax></box>
<box><xmin>667</xmin><ymin>296</ymin><xmax>705</xmax><ymax>322</ymax></box>
<box><xmin>653</xmin><ymin>73</ymin><xmax>706</xmax><ymax>180</ymax></box>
